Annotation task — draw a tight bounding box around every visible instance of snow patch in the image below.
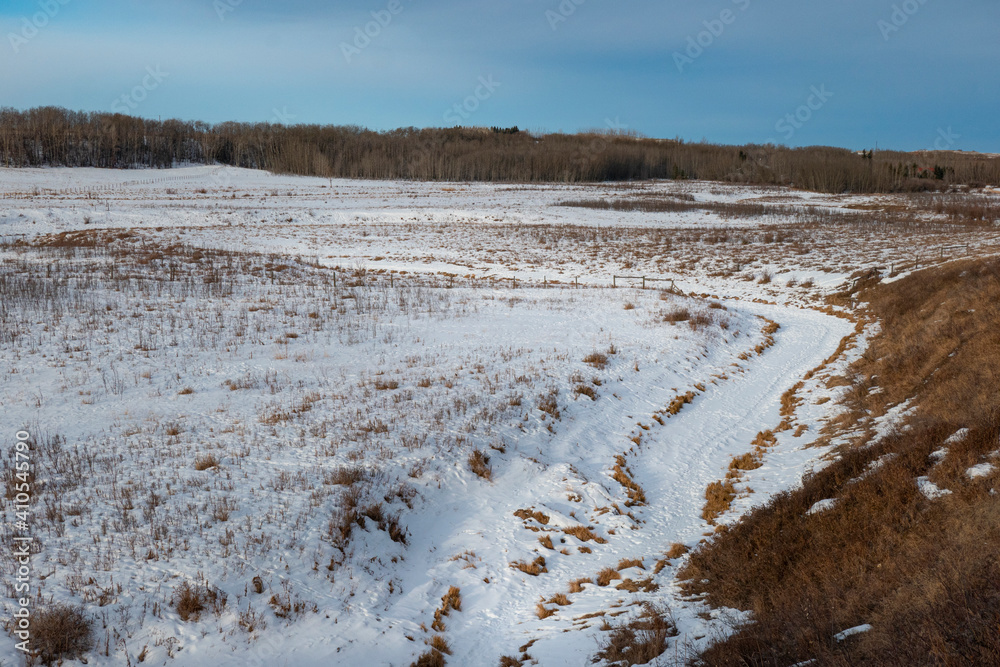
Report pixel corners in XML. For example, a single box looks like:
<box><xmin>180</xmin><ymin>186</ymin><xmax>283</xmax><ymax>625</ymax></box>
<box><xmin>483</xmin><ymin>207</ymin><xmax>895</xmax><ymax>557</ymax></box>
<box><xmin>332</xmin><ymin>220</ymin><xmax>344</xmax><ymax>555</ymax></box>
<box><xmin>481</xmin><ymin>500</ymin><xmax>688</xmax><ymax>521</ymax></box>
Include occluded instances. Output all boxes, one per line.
<box><xmin>917</xmin><ymin>477</ymin><xmax>951</xmax><ymax>500</ymax></box>
<box><xmin>966</xmin><ymin>463</ymin><xmax>996</xmax><ymax>479</ymax></box>
<box><xmin>807</xmin><ymin>498</ymin><xmax>837</xmax><ymax>515</ymax></box>
<box><xmin>833</xmin><ymin>624</ymin><xmax>872</xmax><ymax>642</ymax></box>
<box><xmin>944</xmin><ymin>428</ymin><xmax>970</xmax><ymax>445</ymax></box>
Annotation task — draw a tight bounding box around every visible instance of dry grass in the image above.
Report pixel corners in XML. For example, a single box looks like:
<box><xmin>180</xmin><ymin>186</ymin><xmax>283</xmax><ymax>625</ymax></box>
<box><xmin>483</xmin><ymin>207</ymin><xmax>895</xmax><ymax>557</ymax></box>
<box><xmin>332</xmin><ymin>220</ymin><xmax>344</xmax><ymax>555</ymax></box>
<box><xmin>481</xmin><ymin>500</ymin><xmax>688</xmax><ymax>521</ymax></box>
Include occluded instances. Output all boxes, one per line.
<box><xmin>536</xmin><ymin>603</ymin><xmax>557</xmax><ymax>620</ymax></box>
<box><xmin>431</xmin><ymin>586</ymin><xmax>462</xmax><ymax>632</ymax></box>
<box><xmin>611</xmin><ymin>454</ymin><xmax>647</xmax><ymax>506</ymax></box>
<box><xmin>702</xmin><ymin>479</ymin><xmax>737</xmax><ymax>525</ymax></box>
<box><xmin>728</xmin><ymin>452</ymin><xmax>762</xmax><ymax>472</ymax></box>
<box><xmin>510</xmin><ymin>556</ymin><xmax>548</xmax><ymax>577</ymax></box>
<box><xmin>615</xmin><ymin>577</ymin><xmax>659</xmax><ymax>593</ymax></box>
<box><xmin>193</xmin><ymin>453</ymin><xmax>220</xmax><ymax>471</ymax></box>
<box><xmin>594</xmin><ymin>603</ymin><xmax>677</xmax><ymax>667</ymax></box>
<box><xmin>664</xmin><ymin>391</ymin><xmax>696</xmax><ymax>417</ymax></box>
<box><xmin>665</xmin><ymin>543</ymin><xmax>690</xmax><ymax>559</ymax></box>
<box><xmin>563</xmin><ymin>525</ymin><xmax>607</xmax><ymax>544</ymax></box>
<box><xmin>513</xmin><ymin>508</ymin><xmax>550</xmax><ymax>525</ymax></box>
<box><xmin>616</xmin><ymin>557</ymin><xmax>644</xmax><ymax>571</ymax></box>
<box><xmin>411</xmin><ymin>649</ymin><xmax>446</xmax><ymax>667</ymax></box>
<box><xmin>429</xmin><ymin>635</ymin><xmax>452</xmax><ymax>655</ymax></box>
<box><xmin>172</xmin><ymin>581</ymin><xmax>224</xmax><ymax>622</ymax></box>
<box><xmin>29</xmin><ymin>604</ymin><xmax>94</xmax><ymax>666</ymax></box>
<box><xmin>468</xmin><ymin>449</ymin><xmax>492</xmax><ymax>481</ymax></box>
<box><xmin>568</xmin><ymin>577</ymin><xmax>593</xmax><ymax>593</ymax></box>
<box><xmin>583</xmin><ymin>352</ymin><xmax>609</xmax><ymax>370</ymax></box>
<box><xmin>683</xmin><ymin>257</ymin><xmax>1000</xmax><ymax>665</ymax></box>
<box><xmin>596</xmin><ymin>567</ymin><xmax>622</xmax><ymax>586</ymax></box>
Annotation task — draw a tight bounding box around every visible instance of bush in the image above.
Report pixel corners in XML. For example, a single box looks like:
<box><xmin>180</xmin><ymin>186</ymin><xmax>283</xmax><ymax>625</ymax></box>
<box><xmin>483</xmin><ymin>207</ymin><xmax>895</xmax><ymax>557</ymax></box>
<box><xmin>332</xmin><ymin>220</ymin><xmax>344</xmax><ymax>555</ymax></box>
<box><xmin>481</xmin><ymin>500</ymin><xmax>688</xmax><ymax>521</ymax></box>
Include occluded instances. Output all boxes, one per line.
<box><xmin>30</xmin><ymin>604</ymin><xmax>94</xmax><ymax>666</ymax></box>
<box><xmin>594</xmin><ymin>603</ymin><xmax>677</xmax><ymax>666</ymax></box>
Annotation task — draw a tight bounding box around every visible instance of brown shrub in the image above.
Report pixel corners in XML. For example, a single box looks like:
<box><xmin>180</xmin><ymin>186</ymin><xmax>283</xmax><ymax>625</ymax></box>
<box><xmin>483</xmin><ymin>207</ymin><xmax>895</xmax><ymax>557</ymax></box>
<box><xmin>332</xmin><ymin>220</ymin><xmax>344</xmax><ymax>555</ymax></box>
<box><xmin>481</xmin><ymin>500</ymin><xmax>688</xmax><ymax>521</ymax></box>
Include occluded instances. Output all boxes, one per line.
<box><xmin>410</xmin><ymin>649</ymin><xmax>446</xmax><ymax>667</ymax></box>
<box><xmin>511</xmin><ymin>556</ymin><xmax>548</xmax><ymax>576</ymax></box>
<box><xmin>536</xmin><ymin>603</ymin><xmax>556</xmax><ymax>620</ymax></box>
<box><xmin>429</xmin><ymin>635</ymin><xmax>451</xmax><ymax>655</ymax></box>
<box><xmin>681</xmin><ymin>258</ymin><xmax>1000</xmax><ymax>666</ymax></box>
<box><xmin>594</xmin><ymin>603</ymin><xmax>677</xmax><ymax>666</ymax></box>
<box><xmin>468</xmin><ymin>449</ymin><xmax>492</xmax><ymax>481</ymax></box>
<box><xmin>173</xmin><ymin>581</ymin><xmax>223</xmax><ymax>622</ymax></box>
<box><xmin>563</xmin><ymin>525</ymin><xmax>607</xmax><ymax>544</ymax></box>
<box><xmin>596</xmin><ymin>568</ymin><xmax>622</xmax><ymax>586</ymax></box>
<box><xmin>729</xmin><ymin>452</ymin><xmax>762</xmax><ymax>472</ymax></box>
<box><xmin>30</xmin><ymin>604</ymin><xmax>94</xmax><ymax>665</ymax></box>
<box><xmin>616</xmin><ymin>558</ymin><xmax>644</xmax><ymax>571</ymax></box>
<box><xmin>194</xmin><ymin>453</ymin><xmax>220</xmax><ymax>470</ymax></box>
<box><xmin>702</xmin><ymin>479</ymin><xmax>736</xmax><ymax>524</ymax></box>
<box><xmin>513</xmin><ymin>509</ymin><xmax>550</xmax><ymax>525</ymax></box>
<box><xmin>583</xmin><ymin>352</ymin><xmax>609</xmax><ymax>369</ymax></box>
<box><xmin>665</xmin><ymin>543</ymin><xmax>690</xmax><ymax>559</ymax></box>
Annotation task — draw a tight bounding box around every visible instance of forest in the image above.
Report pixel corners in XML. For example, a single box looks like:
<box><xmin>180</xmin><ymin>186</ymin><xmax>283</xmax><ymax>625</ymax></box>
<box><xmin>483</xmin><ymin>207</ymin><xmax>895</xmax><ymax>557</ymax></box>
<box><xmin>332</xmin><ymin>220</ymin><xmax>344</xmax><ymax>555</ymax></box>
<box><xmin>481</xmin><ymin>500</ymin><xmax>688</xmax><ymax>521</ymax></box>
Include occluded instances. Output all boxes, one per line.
<box><xmin>2</xmin><ymin>106</ymin><xmax>999</xmax><ymax>193</ymax></box>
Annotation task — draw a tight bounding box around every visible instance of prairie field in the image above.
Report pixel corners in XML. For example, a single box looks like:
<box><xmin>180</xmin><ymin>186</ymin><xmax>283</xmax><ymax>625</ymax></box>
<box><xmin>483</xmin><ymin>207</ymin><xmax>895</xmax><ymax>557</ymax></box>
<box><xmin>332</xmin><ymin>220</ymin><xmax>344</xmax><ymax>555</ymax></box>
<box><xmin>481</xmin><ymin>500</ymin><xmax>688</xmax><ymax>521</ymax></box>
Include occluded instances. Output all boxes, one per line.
<box><xmin>1</xmin><ymin>167</ymin><xmax>998</xmax><ymax>666</ymax></box>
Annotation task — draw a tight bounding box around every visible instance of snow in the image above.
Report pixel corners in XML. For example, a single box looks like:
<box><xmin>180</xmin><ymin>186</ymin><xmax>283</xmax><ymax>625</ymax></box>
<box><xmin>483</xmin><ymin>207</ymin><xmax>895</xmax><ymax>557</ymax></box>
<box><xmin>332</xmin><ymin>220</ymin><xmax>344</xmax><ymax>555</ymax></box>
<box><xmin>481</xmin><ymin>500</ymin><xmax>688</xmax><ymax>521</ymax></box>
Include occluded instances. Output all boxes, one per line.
<box><xmin>0</xmin><ymin>167</ymin><xmax>863</xmax><ymax>666</ymax></box>
<box><xmin>944</xmin><ymin>428</ymin><xmax>970</xmax><ymax>445</ymax></box>
<box><xmin>807</xmin><ymin>499</ymin><xmax>837</xmax><ymax>515</ymax></box>
<box><xmin>966</xmin><ymin>463</ymin><xmax>996</xmax><ymax>480</ymax></box>
<box><xmin>916</xmin><ymin>477</ymin><xmax>952</xmax><ymax>500</ymax></box>
<box><xmin>833</xmin><ymin>624</ymin><xmax>872</xmax><ymax>642</ymax></box>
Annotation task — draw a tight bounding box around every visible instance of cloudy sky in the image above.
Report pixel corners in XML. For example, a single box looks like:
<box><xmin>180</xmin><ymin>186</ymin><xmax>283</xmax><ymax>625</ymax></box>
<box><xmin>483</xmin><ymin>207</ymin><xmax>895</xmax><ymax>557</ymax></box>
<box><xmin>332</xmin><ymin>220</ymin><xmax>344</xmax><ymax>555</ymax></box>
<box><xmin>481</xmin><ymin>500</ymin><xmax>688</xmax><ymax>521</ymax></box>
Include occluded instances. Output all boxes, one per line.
<box><xmin>2</xmin><ymin>0</ymin><xmax>997</xmax><ymax>151</ymax></box>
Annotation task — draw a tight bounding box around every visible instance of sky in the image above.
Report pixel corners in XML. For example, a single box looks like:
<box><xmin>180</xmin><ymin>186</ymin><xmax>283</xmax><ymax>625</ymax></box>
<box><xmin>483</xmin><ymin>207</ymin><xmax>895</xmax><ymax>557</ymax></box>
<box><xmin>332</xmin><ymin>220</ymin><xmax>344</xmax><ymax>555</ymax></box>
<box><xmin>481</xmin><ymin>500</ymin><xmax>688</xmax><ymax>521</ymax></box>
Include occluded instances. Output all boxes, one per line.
<box><xmin>2</xmin><ymin>0</ymin><xmax>998</xmax><ymax>152</ymax></box>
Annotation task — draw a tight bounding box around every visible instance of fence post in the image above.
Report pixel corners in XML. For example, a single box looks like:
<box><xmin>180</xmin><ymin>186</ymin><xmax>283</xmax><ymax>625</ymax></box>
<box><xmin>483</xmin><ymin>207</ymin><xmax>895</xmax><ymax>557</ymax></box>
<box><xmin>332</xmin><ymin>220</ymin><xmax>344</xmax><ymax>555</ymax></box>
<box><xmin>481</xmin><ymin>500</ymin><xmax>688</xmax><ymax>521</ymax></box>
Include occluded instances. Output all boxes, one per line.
<box><xmin>613</xmin><ymin>276</ymin><xmax>616</xmax><ymax>288</ymax></box>
<box><xmin>642</xmin><ymin>276</ymin><xmax>646</xmax><ymax>289</ymax></box>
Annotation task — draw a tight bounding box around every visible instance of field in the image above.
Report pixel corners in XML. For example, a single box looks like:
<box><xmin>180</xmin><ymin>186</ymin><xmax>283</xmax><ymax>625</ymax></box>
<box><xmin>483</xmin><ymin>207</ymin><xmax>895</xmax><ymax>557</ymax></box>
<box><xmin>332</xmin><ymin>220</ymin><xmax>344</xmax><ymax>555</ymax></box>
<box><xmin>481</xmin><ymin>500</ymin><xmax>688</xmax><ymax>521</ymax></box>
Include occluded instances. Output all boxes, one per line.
<box><xmin>1</xmin><ymin>167</ymin><xmax>998</xmax><ymax>666</ymax></box>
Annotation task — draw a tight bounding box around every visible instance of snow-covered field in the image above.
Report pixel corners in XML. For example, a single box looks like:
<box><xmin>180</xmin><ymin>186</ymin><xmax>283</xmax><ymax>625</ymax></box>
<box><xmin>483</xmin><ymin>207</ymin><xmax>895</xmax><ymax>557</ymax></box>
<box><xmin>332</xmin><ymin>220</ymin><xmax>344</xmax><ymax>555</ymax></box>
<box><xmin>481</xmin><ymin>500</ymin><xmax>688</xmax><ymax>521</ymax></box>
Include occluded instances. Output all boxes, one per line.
<box><xmin>0</xmin><ymin>167</ymin><xmax>989</xmax><ymax>666</ymax></box>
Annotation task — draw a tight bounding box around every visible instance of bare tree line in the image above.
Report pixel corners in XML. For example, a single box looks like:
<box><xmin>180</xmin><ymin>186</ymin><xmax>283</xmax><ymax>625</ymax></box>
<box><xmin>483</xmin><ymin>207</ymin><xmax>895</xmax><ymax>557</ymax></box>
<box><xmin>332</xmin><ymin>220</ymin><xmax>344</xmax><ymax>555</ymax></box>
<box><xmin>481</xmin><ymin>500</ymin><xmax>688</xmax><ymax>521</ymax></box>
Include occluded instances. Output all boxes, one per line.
<box><xmin>2</xmin><ymin>107</ymin><xmax>999</xmax><ymax>193</ymax></box>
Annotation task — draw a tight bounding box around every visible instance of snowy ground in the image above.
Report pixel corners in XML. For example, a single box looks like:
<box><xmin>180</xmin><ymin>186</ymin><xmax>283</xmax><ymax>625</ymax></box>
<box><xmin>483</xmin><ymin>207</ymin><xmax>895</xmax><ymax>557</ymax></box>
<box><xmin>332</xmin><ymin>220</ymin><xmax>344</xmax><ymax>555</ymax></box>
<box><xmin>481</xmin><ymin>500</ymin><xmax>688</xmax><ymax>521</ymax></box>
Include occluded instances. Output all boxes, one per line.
<box><xmin>0</xmin><ymin>167</ymin><xmax>991</xmax><ymax>666</ymax></box>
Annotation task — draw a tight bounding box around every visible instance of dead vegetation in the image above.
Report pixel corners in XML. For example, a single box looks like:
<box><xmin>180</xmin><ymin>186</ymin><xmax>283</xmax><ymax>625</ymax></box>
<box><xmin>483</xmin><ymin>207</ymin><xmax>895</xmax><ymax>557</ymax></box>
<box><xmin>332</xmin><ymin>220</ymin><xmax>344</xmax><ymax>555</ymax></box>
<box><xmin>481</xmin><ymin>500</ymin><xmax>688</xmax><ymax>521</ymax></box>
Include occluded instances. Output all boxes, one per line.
<box><xmin>25</xmin><ymin>604</ymin><xmax>94</xmax><ymax>666</ymax></box>
<box><xmin>682</xmin><ymin>257</ymin><xmax>1000</xmax><ymax>665</ymax></box>
<box><xmin>611</xmin><ymin>454</ymin><xmax>647</xmax><ymax>506</ymax></box>
<box><xmin>467</xmin><ymin>449</ymin><xmax>493</xmax><ymax>481</ymax></box>
<box><xmin>510</xmin><ymin>556</ymin><xmax>548</xmax><ymax>577</ymax></box>
<box><xmin>594</xmin><ymin>603</ymin><xmax>677</xmax><ymax>667</ymax></box>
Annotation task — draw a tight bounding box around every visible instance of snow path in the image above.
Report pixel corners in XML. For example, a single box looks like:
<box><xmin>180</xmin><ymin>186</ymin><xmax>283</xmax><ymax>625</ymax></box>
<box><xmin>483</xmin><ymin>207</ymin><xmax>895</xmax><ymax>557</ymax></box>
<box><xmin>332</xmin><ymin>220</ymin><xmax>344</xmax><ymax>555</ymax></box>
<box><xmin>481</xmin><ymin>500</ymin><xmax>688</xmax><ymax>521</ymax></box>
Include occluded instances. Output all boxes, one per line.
<box><xmin>325</xmin><ymin>302</ymin><xmax>851</xmax><ymax>667</ymax></box>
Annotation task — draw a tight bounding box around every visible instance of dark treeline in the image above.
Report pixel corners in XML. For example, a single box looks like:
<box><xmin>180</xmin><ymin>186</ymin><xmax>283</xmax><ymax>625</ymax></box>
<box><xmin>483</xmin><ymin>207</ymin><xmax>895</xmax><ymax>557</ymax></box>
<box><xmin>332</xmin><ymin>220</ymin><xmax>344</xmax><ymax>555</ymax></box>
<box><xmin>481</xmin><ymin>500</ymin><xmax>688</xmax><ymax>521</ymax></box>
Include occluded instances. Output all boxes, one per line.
<box><xmin>3</xmin><ymin>107</ymin><xmax>1000</xmax><ymax>193</ymax></box>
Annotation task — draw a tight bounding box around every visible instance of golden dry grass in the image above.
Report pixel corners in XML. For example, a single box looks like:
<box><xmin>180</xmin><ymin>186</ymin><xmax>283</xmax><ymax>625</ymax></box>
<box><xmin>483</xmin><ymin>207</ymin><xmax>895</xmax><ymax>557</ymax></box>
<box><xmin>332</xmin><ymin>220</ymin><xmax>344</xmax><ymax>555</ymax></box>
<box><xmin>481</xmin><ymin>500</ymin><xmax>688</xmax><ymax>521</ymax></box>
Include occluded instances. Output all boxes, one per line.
<box><xmin>682</xmin><ymin>257</ymin><xmax>1000</xmax><ymax>666</ymax></box>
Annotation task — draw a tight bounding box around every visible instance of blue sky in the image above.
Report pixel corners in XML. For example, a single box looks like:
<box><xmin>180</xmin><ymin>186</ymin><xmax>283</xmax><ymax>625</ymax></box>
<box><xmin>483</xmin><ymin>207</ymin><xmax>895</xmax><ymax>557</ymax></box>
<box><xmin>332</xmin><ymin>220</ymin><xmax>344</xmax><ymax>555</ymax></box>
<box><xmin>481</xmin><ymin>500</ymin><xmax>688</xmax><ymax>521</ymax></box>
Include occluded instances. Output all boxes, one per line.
<box><xmin>2</xmin><ymin>0</ymin><xmax>998</xmax><ymax>151</ymax></box>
